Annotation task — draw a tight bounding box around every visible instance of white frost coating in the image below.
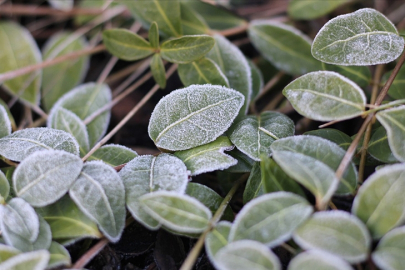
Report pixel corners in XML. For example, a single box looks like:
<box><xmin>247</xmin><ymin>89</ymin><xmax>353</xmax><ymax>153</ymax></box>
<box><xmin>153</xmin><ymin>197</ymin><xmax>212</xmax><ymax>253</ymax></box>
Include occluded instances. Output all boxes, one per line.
<box><xmin>293</xmin><ymin>210</ymin><xmax>371</xmax><ymax>263</ymax></box>
<box><xmin>215</xmin><ymin>240</ymin><xmax>281</xmax><ymax>270</ymax></box>
<box><xmin>0</xmin><ymin>105</ymin><xmax>11</xmax><ymax>138</ymax></box>
<box><xmin>69</xmin><ymin>161</ymin><xmax>126</xmax><ymax>243</ymax></box>
<box><xmin>373</xmin><ymin>226</ymin><xmax>405</xmax><ymax>270</ymax></box>
<box><xmin>0</xmin><ymin>197</ymin><xmax>40</xmax><ymax>242</ymax></box>
<box><xmin>89</xmin><ymin>143</ymin><xmax>138</xmax><ymax>166</ymax></box>
<box><xmin>0</xmin><ymin>250</ymin><xmax>49</xmax><ymax>270</ymax></box>
<box><xmin>13</xmin><ymin>150</ymin><xmax>83</xmax><ymax>207</ymax></box>
<box><xmin>288</xmin><ymin>250</ymin><xmax>353</xmax><ymax>270</ymax></box>
<box><xmin>312</xmin><ymin>8</ymin><xmax>405</xmax><ymax>66</ymax></box>
<box><xmin>229</xmin><ymin>192</ymin><xmax>313</xmax><ymax>247</ymax></box>
<box><xmin>283</xmin><ymin>71</ymin><xmax>366</xmax><ymax>121</ymax></box>
<box><xmin>48</xmin><ymin>0</ymin><xmax>73</xmax><ymax>11</ymax></box>
<box><xmin>205</xmin><ymin>221</ymin><xmax>232</xmax><ymax>270</ymax></box>
<box><xmin>139</xmin><ymin>191</ymin><xmax>212</xmax><ymax>234</ymax></box>
<box><xmin>148</xmin><ymin>84</ymin><xmax>245</xmax><ymax>151</ymax></box>
<box><xmin>0</xmin><ymin>169</ymin><xmax>9</xmax><ymax>199</ymax></box>
<box><xmin>0</xmin><ymin>127</ymin><xmax>80</xmax><ymax>161</ymax></box>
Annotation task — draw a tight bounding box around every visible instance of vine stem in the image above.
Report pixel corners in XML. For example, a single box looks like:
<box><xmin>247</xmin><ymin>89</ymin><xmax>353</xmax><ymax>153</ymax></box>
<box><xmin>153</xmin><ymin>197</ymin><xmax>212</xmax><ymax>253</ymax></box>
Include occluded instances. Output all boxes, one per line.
<box><xmin>72</xmin><ymin>238</ymin><xmax>109</xmax><ymax>269</ymax></box>
<box><xmin>0</xmin><ymin>4</ymin><xmax>106</xmax><ymax>16</ymax></box>
<box><xmin>180</xmin><ymin>173</ymin><xmax>249</xmax><ymax>270</ymax></box>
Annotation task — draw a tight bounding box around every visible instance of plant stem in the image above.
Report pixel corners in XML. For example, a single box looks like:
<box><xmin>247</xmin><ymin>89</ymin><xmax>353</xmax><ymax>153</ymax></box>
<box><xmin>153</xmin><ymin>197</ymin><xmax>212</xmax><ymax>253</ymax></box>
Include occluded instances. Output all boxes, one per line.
<box><xmin>363</xmin><ymin>99</ymin><xmax>405</xmax><ymax>114</ymax></box>
<box><xmin>0</xmin><ymin>4</ymin><xmax>106</xmax><ymax>16</ymax></box>
<box><xmin>72</xmin><ymin>238</ymin><xmax>109</xmax><ymax>269</ymax></box>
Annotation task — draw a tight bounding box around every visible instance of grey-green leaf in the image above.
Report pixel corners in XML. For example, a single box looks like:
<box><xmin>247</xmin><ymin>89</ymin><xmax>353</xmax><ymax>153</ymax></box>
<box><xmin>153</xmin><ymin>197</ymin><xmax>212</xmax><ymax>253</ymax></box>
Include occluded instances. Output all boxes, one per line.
<box><xmin>225</xmin><ymin>149</ymin><xmax>254</xmax><ymax>173</ymax></box>
<box><xmin>0</xmin><ymin>244</ymin><xmax>20</xmax><ymax>263</ymax></box>
<box><xmin>0</xmin><ymin>170</ymin><xmax>9</xmax><ymax>201</ymax></box>
<box><xmin>243</xmin><ymin>162</ymin><xmax>264</xmax><ymax>204</ymax></box>
<box><xmin>87</xmin><ymin>144</ymin><xmax>138</xmax><ymax>167</ymax></box>
<box><xmin>372</xmin><ymin>226</ymin><xmax>405</xmax><ymax>270</ymax></box>
<box><xmin>383</xmin><ymin>66</ymin><xmax>405</xmax><ymax>99</ymax></box>
<box><xmin>0</xmin><ymin>250</ymin><xmax>49</xmax><ymax>270</ymax></box>
<box><xmin>229</xmin><ymin>111</ymin><xmax>295</xmax><ymax>161</ymax></box>
<box><xmin>0</xmin><ymin>99</ymin><xmax>15</xmax><ymax>131</ymax></box>
<box><xmin>293</xmin><ymin>211</ymin><xmax>371</xmax><ymax>263</ymax></box>
<box><xmin>229</xmin><ymin>192</ymin><xmax>313</xmax><ymax>247</ymax></box>
<box><xmin>13</xmin><ymin>150</ymin><xmax>83</xmax><ymax>207</ymax></box>
<box><xmin>288</xmin><ymin>0</ymin><xmax>351</xmax><ymax>20</ymax></box>
<box><xmin>149</xmin><ymin>22</ymin><xmax>159</xmax><ymax>49</ymax></box>
<box><xmin>178</xmin><ymin>57</ymin><xmax>229</xmax><ymax>87</ymax></box>
<box><xmin>368</xmin><ymin>126</ymin><xmax>398</xmax><ymax>163</ymax></box>
<box><xmin>175</xmin><ymin>136</ymin><xmax>236</xmax><ymax>176</ymax></box>
<box><xmin>248</xmin><ymin>60</ymin><xmax>264</xmax><ymax>101</ymax></box>
<box><xmin>283</xmin><ymin>71</ymin><xmax>366</xmax><ymax>121</ymax></box>
<box><xmin>148</xmin><ymin>84</ymin><xmax>244</xmax><ymax>151</ymax></box>
<box><xmin>140</xmin><ymin>191</ymin><xmax>212</xmax><ymax>234</ymax></box>
<box><xmin>180</xmin><ymin>3</ymin><xmax>209</xmax><ymax>35</ymax></box>
<box><xmin>0</xmin><ymin>22</ymin><xmax>42</xmax><ymax>105</ymax></box>
<box><xmin>304</xmin><ymin>128</ymin><xmax>352</xmax><ymax>151</ymax></box>
<box><xmin>47</xmin><ymin>241</ymin><xmax>71</xmax><ymax>269</ymax></box>
<box><xmin>205</xmin><ymin>221</ymin><xmax>232</xmax><ymax>268</ymax></box>
<box><xmin>249</xmin><ymin>20</ymin><xmax>322</xmax><ymax>76</ymax></box>
<box><xmin>69</xmin><ymin>161</ymin><xmax>126</xmax><ymax>242</ymax></box>
<box><xmin>0</xmin><ymin>105</ymin><xmax>11</xmax><ymax>139</ymax></box>
<box><xmin>151</xmin><ymin>54</ymin><xmax>166</xmax><ymax>88</ymax></box>
<box><xmin>376</xmin><ymin>106</ymin><xmax>405</xmax><ymax>162</ymax></box>
<box><xmin>288</xmin><ymin>250</ymin><xmax>354</xmax><ymax>270</ymax></box>
<box><xmin>322</xmin><ymin>63</ymin><xmax>371</xmax><ymax>88</ymax></box>
<box><xmin>312</xmin><ymin>8</ymin><xmax>405</xmax><ymax>65</ymax></box>
<box><xmin>352</xmin><ymin>164</ymin><xmax>405</xmax><ymax>239</ymax></box>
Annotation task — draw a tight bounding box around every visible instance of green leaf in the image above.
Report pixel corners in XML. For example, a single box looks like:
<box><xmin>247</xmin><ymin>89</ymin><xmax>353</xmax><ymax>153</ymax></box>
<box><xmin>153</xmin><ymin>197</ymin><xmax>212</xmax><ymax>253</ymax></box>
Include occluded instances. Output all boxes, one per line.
<box><xmin>229</xmin><ymin>192</ymin><xmax>313</xmax><ymax>247</ymax></box>
<box><xmin>148</xmin><ymin>84</ymin><xmax>244</xmax><ymax>151</ymax></box>
<box><xmin>160</xmin><ymin>35</ymin><xmax>215</xmax><ymax>64</ymax></box>
<box><xmin>372</xmin><ymin>226</ymin><xmax>405</xmax><ymax>270</ymax></box>
<box><xmin>293</xmin><ymin>211</ymin><xmax>371</xmax><ymax>263</ymax></box>
<box><xmin>48</xmin><ymin>107</ymin><xmax>90</xmax><ymax>157</ymax></box>
<box><xmin>42</xmin><ymin>32</ymin><xmax>89</xmax><ymax>111</ymax></box>
<box><xmin>36</xmin><ymin>195</ymin><xmax>101</xmax><ymax>242</ymax></box>
<box><xmin>368</xmin><ymin>126</ymin><xmax>398</xmax><ymax>163</ymax></box>
<box><xmin>0</xmin><ymin>170</ymin><xmax>9</xmax><ymax>201</ymax></box>
<box><xmin>175</xmin><ymin>136</ymin><xmax>236</xmax><ymax>176</ymax></box>
<box><xmin>0</xmin><ymin>244</ymin><xmax>20</xmax><ymax>263</ymax></box>
<box><xmin>0</xmin><ymin>22</ymin><xmax>42</xmax><ymax>105</ymax></box>
<box><xmin>249</xmin><ymin>20</ymin><xmax>322</xmax><ymax>76</ymax></box>
<box><xmin>180</xmin><ymin>3</ymin><xmax>209</xmax><ymax>35</ymax></box>
<box><xmin>288</xmin><ymin>0</ymin><xmax>351</xmax><ymax>20</ymax></box>
<box><xmin>139</xmin><ymin>191</ymin><xmax>212</xmax><ymax>234</ymax></box>
<box><xmin>149</xmin><ymin>22</ymin><xmax>159</xmax><ymax>49</ymax></box>
<box><xmin>87</xmin><ymin>144</ymin><xmax>138</xmax><ymax>167</ymax></box>
<box><xmin>248</xmin><ymin>60</ymin><xmax>264</xmax><ymax>101</ymax></box>
<box><xmin>1</xmin><ymin>167</ymin><xmax>14</xmax><ymax>200</ymax></box>
<box><xmin>225</xmin><ymin>149</ymin><xmax>254</xmax><ymax>173</ymax></box>
<box><xmin>352</xmin><ymin>164</ymin><xmax>405</xmax><ymax>239</ymax></box>
<box><xmin>178</xmin><ymin>57</ymin><xmax>229</xmax><ymax>87</ymax></box>
<box><xmin>124</xmin><ymin>0</ymin><xmax>182</xmax><ymax>37</ymax></box>
<box><xmin>102</xmin><ymin>28</ymin><xmax>153</xmax><ymax>61</ymax></box>
<box><xmin>0</xmin><ymin>250</ymin><xmax>49</xmax><ymax>270</ymax></box>
<box><xmin>69</xmin><ymin>161</ymin><xmax>126</xmax><ymax>243</ymax></box>
<box><xmin>205</xmin><ymin>221</ymin><xmax>231</xmax><ymax>268</ymax></box>
<box><xmin>48</xmin><ymin>0</ymin><xmax>73</xmax><ymax>10</ymax></box>
<box><xmin>383</xmin><ymin>66</ymin><xmax>405</xmax><ymax>99</ymax></box>
<box><xmin>51</xmin><ymin>82</ymin><xmax>111</xmax><ymax>147</ymax></box>
<box><xmin>150</xmin><ymin>54</ymin><xmax>166</xmax><ymax>88</ymax></box>
<box><xmin>376</xmin><ymin>106</ymin><xmax>405</xmax><ymax>162</ymax></box>
<box><xmin>229</xmin><ymin>111</ymin><xmax>295</xmax><ymax>161</ymax></box>
<box><xmin>288</xmin><ymin>250</ymin><xmax>354</xmax><ymax>270</ymax></box>
<box><xmin>47</xmin><ymin>241</ymin><xmax>71</xmax><ymax>269</ymax></box>
<box><xmin>215</xmin><ymin>240</ymin><xmax>281</xmax><ymax>270</ymax></box>
<box><xmin>0</xmin><ymin>105</ymin><xmax>11</xmax><ymax>139</ymax></box>
<box><xmin>0</xmin><ymin>99</ymin><xmax>15</xmax><ymax>131</ymax></box>
<box><xmin>322</xmin><ymin>63</ymin><xmax>371</xmax><ymax>88</ymax></box>
<box><xmin>304</xmin><ymin>128</ymin><xmax>352</xmax><ymax>151</ymax></box>
<box><xmin>13</xmin><ymin>150</ymin><xmax>82</xmax><ymax>207</ymax></box>
<box><xmin>207</xmin><ymin>35</ymin><xmax>252</xmax><ymax>118</ymax></box>
<box><xmin>312</xmin><ymin>8</ymin><xmax>405</xmax><ymax>65</ymax></box>
<box><xmin>283</xmin><ymin>71</ymin><xmax>366</xmax><ymax>121</ymax></box>
<box><xmin>243</xmin><ymin>162</ymin><xmax>264</xmax><ymax>204</ymax></box>
<box><xmin>119</xmin><ymin>154</ymin><xmax>189</xmax><ymax>230</ymax></box>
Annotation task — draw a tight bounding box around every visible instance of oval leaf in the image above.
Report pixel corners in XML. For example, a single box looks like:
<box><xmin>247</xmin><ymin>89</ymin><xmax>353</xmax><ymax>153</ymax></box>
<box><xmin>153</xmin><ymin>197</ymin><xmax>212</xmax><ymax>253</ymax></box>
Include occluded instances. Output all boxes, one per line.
<box><xmin>229</xmin><ymin>192</ymin><xmax>313</xmax><ymax>247</ymax></box>
<box><xmin>312</xmin><ymin>8</ymin><xmax>405</xmax><ymax>65</ymax></box>
<box><xmin>47</xmin><ymin>241</ymin><xmax>71</xmax><ymax>269</ymax></box>
<box><xmin>205</xmin><ymin>221</ymin><xmax>232</xmax><ymax>269</ymax></box>
<box><xmin>0</xmin><ymin>250</ymin><xmax>49</xmax><ymax>270</ymax></box>
<box><xmin>288</xmin><ymin>0</ymin><xmax>351</xmax><ymax>20</ymax></box>
<box><xmin>69</xmin><ymin>161</ymin><xmax>126</xmax><ymax>242</ymax></box>
<box><xmin>322</xmin><ymin>63</ymin><xmax>371</xmax><ymax>88</ymax></box>
<box><xmin>0</xmin><ymin>244</ymin><xmax>20</xmax><ymax>262</ymax></box>
<box><xmin>151</xmin><ymin>54</ymin><xmax>166</xmax><ymax>88</ymax></box>
<box><xmin>288</xmin><ymin>250</ymin><xmax>354</xmax><ymax>270</ymax></box>
<box><xmin>304</xmin><ymin>128</ymin><xmax>352</xmax><ymax>151</ymax></box>
<box><xmin>243</xmin><ymin>162</ymin><xmax>264</xmax><ymax>204</ymax></box>
<box><xmin>383</xmin><ymin>66</ymin><xmax>405</xmax><ymax>99</ymax></box>
<box><xmin>0</xmin><ymin>105</ymin><xmax>11</xmax><ymax>139</ymax></box>
<box><xmin>180</xmin><ymin>3</ymin><xmax>209</xmax><ymax>35</ymax></box>
<box><xmin>372</xmin><ymin>226</ymin><xmax>405</xmax><ymax>270</ymax></box>
<box><xmin>248</xmin><ymin>60</ymin><xmax>264</xmax><ymax>101</ymax></box>
<box><xmin>368</xmin><ymin>126</ymin><xmax>398</xmax><ymax>163</ymax></box>
<box><xmin>87</xmin><ymin>144</ymin><xmax>138</xmax><ymax>167</ymax></box>
<box><xmin>13</xmin><ymin>150</ymin><xmax>83</xmax><ymax>207</ymax></box>
<box><xmin>149</xmin><ymin>22</ymin><xmax>159</xmax><ymax>49</ymax></box>
<box><xmin>148</xmin><ymin>84</ymin><xmax>244</xmax><ymax>151</ymax></box>
<box><xmin>283</xmin><ymin>71</ymin><xmax>366</xmax><ymax>121</ymax></box>
<box><xmin>0</xmin><ymin>170</ymin><xmax>9</xmax><ymax>201</ymax></box>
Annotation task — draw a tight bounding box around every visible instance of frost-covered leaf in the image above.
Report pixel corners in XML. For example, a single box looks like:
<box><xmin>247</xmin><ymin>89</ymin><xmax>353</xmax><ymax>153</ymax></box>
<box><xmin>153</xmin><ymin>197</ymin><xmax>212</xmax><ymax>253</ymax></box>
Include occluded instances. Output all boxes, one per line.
<box><xmin>249</xmin><ymin>20</ymin><xmax>322</xmax><ymax>76</ymax></box>
<box><xmin>69</xmin><ymin>161</ymin><xmax>125</xmax><ymax>242</ymax></box>
<box><xmin>229</xmin><ymin>111</ymin><xmax>294</xmax><ymax>161</ymax></box>
<box><xmin>36</xmin><ymin>195</ymin><xmax>101</xmax><ymax>242</ymax></box>
<box><xmin>47</xmin><ymin>241</ymin><xmax>71</xmax><ymax>268</ymax></box>
<box><xmin>160</xmin><ymin>35</ymin><xmax>215</xmax><ymax>64</ymax></box>
<box><xmin>283</xmin><ymin>71</ymin><xmax>366</xmax><ymax>121</ymax></box>
<box><xmin>42</xmin><ymin>32</ymin><xmax>89</xmax><ymax>111</ymax></box>
<box><xmin>229</xmin><ymin>192</ymin><xmax>313</xmax><ymax>247</ymax></box>
<box><xmin>248</xmin><ymin>60</ymin><xmax>264</xmax><ymax>101</ymax></box>
<box><xmin>376</xmin><ymin>106</ymin><xmax>405</xmax><ymax>162</ymax></box>
<box><xmin>125</xmin><ymin>0</ymin><xmax>182</xmax><ymax>37</ymax></box>
<box><xmin>175</xmin><ymin>136</ymin><xmax>236</xmax><ymax>175</ymax></box>
<box><xmin>0</xmin><ymin>170</ymin><xmax>9</xmax><ymax>201</ymax></box>
<box><xmin>288</xmin><ymin>250</ymin><xmax>354</xmax><ymax>270</ymax></box>
<box><xmin>0</xmin><ymin>105</ymin><xmax>11</xmax><ymax>139</ymax></box>
<box><xmin>243</xmin><ymin>162</ymin><xmax>264</xmax><ymax>204</ymax></box>
<box><xmin>148</xmin><ymin>84</ymin><xmax>244</xmax><ymax>151</ymax></box>
<box><xmin>148</xmin><ymin>22</ymin><xmax>159</xmax><ymax>49</ymax></box>
<box><xmin>352</xmin><ymin>164</ymin><xmax>405</xmax><ymax>239</ymax></box>
<box><xmin>119</xmin><ymin>154</ymin><xmax>189</xmax><ymax>230</ymax></box>
<box><xmin>322</xmin><ymin>63</ymin><xmax>371</xmax><ymax>88</ymax></box>
<box><xmin>48</xmin><ymin>107</ymin><xmax>90</xmax><ymax>156</ymax></box>
<box><xmin>0</xmin><ymin>22</ymin><xmax>41</xmax><ymax>105</ymax></box>
<box><xmin>0</xmin><ymin>99</ymin><xmax>15</xmax><ymax>131</ymax></box>
<box><xmin>205</xmin><ymin>221</ymin><xmax>231</xmax><ymax>260</ymax></box>
<box><xmin>207</xmin><ymin>35</ymin><xmax>251</xmax><ymax>118</ymax></box>
<box><xmin>48</xmin><ymin>0</ymin><xmax>73</xmax><ymax>10</ymax></box>
<box><xmin>178</xmin><ymin>58</ymin><xmax>229</xmax><ymax>87</ymax></box>
<box><xmin>293</xmin><ymin>211</ymin><xmax>371</xmax><ymax>263</ymax></box>
<box><xmin>225</xmin><ymin>149</ymin><xmax>254</xmax><ymax>173</ymax></box>
<box><xmin>288</xmin><ymin>0</ymin><xmax>351</xmax><ymax>20</ymax></box>
<box><xmin>368</xmin><ymin>126</ymin><xmax>398</xmax><ymax>163</ymax></box>
<box><xmin>0</xmin><ymin>127</ymin><xmax>79</xmax><ymax>162</ymax></box>
<box><xmin>271</xmin><ymin>135</ymin><xmax>358</xmax><ymax>195</ymax></box>
<box><xmin>180</xmin><ymin>3</ymin><xmax>209</xmax><ymax>35</ymax></box>
<box><xmin>50</xmin><ymin>82</ymin><xmax>111</xmax><ymax>147</ymax></box>
<box><xmin>0</xmin><ymin>198</ymin><xmax>39</xmax><ymax>243</ymax></box>
<box><xmin>372</xmin><ymin>226</ymin><xmax>405</xmax><ymax>270</ymax></box>
<box><xmin>151</xmin><ymin>54</ymin><xmax>166</xmax><ymax>88</ymax></box>
<box><xmin>0</xmin><ymin>244</ymin><xmax>20</xmax><ymax>262</ymax></box>
<box><xmin>312</xmin><ymin>8</ymin><xmax>405</xmax><ymax>65</ymax></box>
<box><xmin>13</xmin><ymin>150</ymin><xmax>82</xmax><ymax>207</ymax></box>
<box><xmin>186</xmin><ymin>183</ymin><xmax>233</xmax><ymax>221</ymax></box>
<box><xmin>0</xmin><ymin>250</ymin><xmax>49</xmax><ymax>270</ymax></box>
<box><xmin>383</xmin><ymin>66</ymin><xmax>405</xmax><ymax>99</ymax></box>
<box><xmin>304</xmin><ymin>128</ymin><xmax>352</xmax><ymax>151</ymax></box>
<box><xmin>140</xmin><ymin>191</ymin><xmax>212</xmax><ymax>234</ymax></box>
<box><xmin>1</xmin><ymin>167</ymin><xmax>14</xmax><ymax>200</ymax></box>
<box><xmin>215</xmin><ymin>240</ymin><xmax>281</xmax><ymax>270</ymax></box>
<box><xmin>87</xmin><ymin>144</ymin><xmax>138</xmax><ymax>167</ymax></box>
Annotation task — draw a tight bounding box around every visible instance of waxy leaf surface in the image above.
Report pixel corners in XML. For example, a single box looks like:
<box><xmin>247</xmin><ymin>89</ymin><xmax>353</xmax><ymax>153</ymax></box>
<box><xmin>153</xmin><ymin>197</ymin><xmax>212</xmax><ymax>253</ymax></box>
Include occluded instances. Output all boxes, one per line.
<box><xmin>180</xmin><ymin>3</ymin><xmax>209</xmax><ymax>35</ymax></box>
<box><xmin>205</xmin><ymin>221</ymin><xmax>231</xmax><ymax>260</ymax></box>
<box><xmin>88</xmin><ymin>144</ymin><xmax>138</xmax><ymax>167</ymax></box>
<box><xmin>248</xmin><ymin>60</ymin><xmax>264</xmax><ymax>101</ymax></box>
<box><xmin>178</xmin><ymin>58</ymin><xmax>229</xmax><ymax>87</ymax></box>
<box><xmin>383</xmin><ymin>66</ymin><xmax>405</xmax><ymax>99</ymax></box>
<box><xmin>372</xmin><ymin>226</ymin><xmax>405</xmax><ymax>270</ymax></box>
<box><xmin>288</xmin><ymin>250</ymin><xmax>354</xmax><ymax>270</ymax></box>
<box><xmin>304</xmin><ymin>128</ymin><xmax>352</xmax><ymax>151</ymax></box>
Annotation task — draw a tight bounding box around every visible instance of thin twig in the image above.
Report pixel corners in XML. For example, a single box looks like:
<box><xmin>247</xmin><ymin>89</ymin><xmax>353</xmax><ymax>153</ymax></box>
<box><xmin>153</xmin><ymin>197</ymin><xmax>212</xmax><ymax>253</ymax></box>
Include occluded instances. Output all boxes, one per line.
<box><xmin>112</xmin><ymin>59</ymin><xmax>151</xmax><ymax>97</ymax></box>
<box><xmin>0</xmin><ymin>4</ymin><xmax>107</xmax><ymax>16</ymax></box>
<box><xmin>72</xmin><ymin>238</ymin><xmax>109</xmax><ymax>269</ymax></box>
